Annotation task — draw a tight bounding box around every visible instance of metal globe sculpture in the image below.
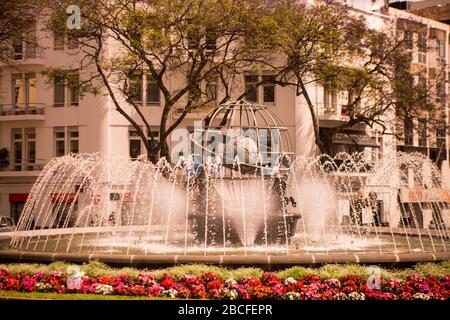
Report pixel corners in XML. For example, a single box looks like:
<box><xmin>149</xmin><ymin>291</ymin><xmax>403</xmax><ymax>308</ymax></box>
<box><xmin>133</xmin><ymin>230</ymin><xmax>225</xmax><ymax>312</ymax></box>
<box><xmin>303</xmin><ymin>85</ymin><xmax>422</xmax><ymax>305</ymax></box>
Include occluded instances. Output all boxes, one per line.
<box><xmin>191</xmin><ymin>100</ymin><xmax>294</xmax><ymax>175</ymax></box>
<box><xmin>187</xmin><ymin>101</ymin><xmax>300</xmax><ymax>246</ymax></box>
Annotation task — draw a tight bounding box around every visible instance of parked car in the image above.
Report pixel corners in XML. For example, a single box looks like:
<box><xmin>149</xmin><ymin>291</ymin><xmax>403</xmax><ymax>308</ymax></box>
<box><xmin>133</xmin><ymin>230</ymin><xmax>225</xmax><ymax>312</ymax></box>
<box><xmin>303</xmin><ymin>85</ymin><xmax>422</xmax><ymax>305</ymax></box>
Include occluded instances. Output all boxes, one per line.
<box><xmin>0</xmin><ymin>216</ymin><xmax>15</xmax><ymax>232</ymax></box>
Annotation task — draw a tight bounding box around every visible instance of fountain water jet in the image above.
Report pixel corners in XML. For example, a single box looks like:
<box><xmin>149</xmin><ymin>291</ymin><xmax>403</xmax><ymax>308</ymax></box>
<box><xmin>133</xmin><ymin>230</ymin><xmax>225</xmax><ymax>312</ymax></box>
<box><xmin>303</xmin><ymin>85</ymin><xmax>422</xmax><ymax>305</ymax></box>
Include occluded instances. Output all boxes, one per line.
<box><xmin>1</xmin><ymin>102</ymin><xmax>449</xmax><ymax>265</ymax></box>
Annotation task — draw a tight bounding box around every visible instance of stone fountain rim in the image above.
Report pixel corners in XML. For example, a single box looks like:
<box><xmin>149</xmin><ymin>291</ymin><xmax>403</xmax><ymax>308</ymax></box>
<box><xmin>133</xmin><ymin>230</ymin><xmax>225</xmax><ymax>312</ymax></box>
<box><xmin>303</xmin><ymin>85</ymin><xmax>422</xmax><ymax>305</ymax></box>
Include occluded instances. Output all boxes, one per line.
<box><xmin>0</xmin><ymin>250</ymin><xmax>449</xmax><ymax>267</ymax></box>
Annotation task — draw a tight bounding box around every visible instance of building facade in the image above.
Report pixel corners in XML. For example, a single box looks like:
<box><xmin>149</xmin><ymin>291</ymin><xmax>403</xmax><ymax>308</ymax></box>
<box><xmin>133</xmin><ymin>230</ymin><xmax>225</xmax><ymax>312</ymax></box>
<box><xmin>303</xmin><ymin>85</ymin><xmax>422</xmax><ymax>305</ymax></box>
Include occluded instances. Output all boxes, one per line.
<box><xmin>0</xmin><ymin>5</ymin><xmax>449</xmax><ymax>226</ymax></box>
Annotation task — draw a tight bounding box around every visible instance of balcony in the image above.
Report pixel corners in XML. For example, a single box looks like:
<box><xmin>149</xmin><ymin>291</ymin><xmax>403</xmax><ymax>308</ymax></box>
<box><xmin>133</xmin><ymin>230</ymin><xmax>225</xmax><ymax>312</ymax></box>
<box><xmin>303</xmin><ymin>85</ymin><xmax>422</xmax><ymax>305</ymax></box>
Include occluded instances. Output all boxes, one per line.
<box><xmin>317</xmin><ymin>103</ymin><xmax>350</xmax><ymax>127</ymax></box>
<box><xmin>0</xmin><ymin>159</ymin><xmax>46</xmax><ymax>177</ymax></box>
<box><xmin>0</xmin><ymin>104</ymin><xmax>46</xmax><ymax>121</ymax></box>
<box><xmin>172</xmin><ymin>104</ymin><xmax>213</xmax><ymax>119</ymax></box>
<box><xmin>0</xmin><ymin>46</ymin><xmax>46</xmax><ymax>68</ymax></box>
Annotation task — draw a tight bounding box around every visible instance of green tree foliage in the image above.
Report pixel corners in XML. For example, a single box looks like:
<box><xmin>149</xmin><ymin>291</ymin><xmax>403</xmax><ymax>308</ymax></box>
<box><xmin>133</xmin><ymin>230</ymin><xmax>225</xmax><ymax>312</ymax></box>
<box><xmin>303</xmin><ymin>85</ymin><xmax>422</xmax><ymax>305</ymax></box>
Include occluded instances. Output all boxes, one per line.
<box><xmin>43</xmin><ymin>0</ymin><xmax>444</xmax><ymax>159</ymax></box>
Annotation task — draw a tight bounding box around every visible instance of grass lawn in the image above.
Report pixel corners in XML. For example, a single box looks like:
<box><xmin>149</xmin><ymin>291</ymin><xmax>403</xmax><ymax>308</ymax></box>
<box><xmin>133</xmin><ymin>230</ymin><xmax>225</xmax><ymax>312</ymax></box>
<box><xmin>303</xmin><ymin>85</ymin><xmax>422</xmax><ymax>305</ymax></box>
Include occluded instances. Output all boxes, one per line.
<box><xmin>0</xmin><ymin>290</ymin><xmax>170</xmax><ymax>300</ymax></box>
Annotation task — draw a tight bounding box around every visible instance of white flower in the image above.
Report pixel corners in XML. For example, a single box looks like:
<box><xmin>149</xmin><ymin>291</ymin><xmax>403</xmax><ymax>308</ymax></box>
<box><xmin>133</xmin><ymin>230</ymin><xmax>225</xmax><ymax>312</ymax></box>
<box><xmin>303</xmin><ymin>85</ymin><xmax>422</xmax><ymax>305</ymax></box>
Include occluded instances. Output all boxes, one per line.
<box><xmin>284</xmin><ymin>277</ymin><xmax>297</xmax><ymax>286</ymax></box>
<box><xmin>413</xmin><ymin>293</ymin><xmax>431</xmax><ymax>300</ymax></box>
<box><xmin>162</xmin><ymin>289</ymin><xmax>178</xmax><ymax>298</ymax></box>
<box><xmin>95</xmin><ymin>284</ymin><xmax>113</xmax><ymax>295</ymax></box>
<box><xmin>223</xmin><ymin>288</ymin><xmax>238</xmax><ymax>300</ymax></box>
<box><xmin>334</xmin><ymin>292</ymin><xmax>348</xmax><ymax>300</ymax></box>
<box><xmin>36</xmin><ymin>283</ymin><xmax>52</xmax><ymax>292</ymax></box>
<box><xmin>286</xmin><ymin>292</ymin><xmax>301</xmax><ymax>300</ymax></box>
<box><xmin>348</xmin><ymin>292</ymin><xmax>366</xmax><ymax>300</ymax></box>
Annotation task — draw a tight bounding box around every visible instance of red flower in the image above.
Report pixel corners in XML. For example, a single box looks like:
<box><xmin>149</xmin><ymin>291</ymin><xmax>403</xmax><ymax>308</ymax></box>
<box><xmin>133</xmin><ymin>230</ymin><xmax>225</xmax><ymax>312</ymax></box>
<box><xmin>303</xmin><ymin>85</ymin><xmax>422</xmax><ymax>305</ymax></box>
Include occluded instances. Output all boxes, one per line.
<box><xmin>160</xmin><ymin>274</ymin><xmax>175</xmax><ymax>289</ymax></box>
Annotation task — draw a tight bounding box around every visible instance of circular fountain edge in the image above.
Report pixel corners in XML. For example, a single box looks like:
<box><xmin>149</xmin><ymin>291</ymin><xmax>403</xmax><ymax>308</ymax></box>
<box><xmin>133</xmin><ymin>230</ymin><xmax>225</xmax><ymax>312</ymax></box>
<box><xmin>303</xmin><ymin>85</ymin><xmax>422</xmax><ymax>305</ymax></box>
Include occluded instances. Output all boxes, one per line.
<box><xmin>0</xmin><ymin>250</ymin><xmax>449</xmax><ymax>268</ymax></box>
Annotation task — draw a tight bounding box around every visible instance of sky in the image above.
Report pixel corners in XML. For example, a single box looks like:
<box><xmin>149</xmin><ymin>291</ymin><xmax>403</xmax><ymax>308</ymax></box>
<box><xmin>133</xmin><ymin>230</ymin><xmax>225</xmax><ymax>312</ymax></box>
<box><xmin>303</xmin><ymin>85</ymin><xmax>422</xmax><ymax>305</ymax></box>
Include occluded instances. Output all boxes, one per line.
<box><xmin>351</xmin><ymin>0</ymin><xmax>385</xmax><ymax>11</ymax></box>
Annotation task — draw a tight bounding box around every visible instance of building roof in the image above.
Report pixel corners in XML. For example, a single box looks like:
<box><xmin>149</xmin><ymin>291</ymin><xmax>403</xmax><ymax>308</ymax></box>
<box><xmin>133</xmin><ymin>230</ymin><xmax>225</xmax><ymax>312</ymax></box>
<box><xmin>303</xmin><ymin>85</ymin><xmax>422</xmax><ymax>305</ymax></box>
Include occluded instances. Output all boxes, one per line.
<box><xmin>389</xmin><ymin>0</ymin><xmax>450</xmax><ymax>24</ymax></box>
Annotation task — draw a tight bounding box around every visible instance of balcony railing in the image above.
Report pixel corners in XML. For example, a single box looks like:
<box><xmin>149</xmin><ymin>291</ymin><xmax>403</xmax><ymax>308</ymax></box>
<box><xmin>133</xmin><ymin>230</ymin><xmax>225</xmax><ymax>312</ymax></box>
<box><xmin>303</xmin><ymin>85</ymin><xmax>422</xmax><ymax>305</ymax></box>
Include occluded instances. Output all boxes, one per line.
<box><xmin>317</xmin><ymin>103</ymin><xmax>350</xmax><ymax>118</ymax></box>
<box><xmin>0</xmin><ymin>159</ymin><xmax>46</xmax><ymax>172</ymax></box>
<box><xmin>0</xmin><ymin>104</ymin><xmax>45</xmax><ymax>116</ymax></box>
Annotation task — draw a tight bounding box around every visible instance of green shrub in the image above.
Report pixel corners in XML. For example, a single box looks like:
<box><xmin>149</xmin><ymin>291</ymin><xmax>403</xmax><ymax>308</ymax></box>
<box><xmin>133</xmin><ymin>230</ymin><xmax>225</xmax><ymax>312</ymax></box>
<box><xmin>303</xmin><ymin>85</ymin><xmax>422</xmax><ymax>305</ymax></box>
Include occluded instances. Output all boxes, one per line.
<box><xmin>276</xmin><ymin>266</ymin><xmax>314</xmax><ymax>280</ymax></box>
<box><xmin>1</xmin><ymin>261</ymin><xmax>449</xmax><ymax>280</ymax></box>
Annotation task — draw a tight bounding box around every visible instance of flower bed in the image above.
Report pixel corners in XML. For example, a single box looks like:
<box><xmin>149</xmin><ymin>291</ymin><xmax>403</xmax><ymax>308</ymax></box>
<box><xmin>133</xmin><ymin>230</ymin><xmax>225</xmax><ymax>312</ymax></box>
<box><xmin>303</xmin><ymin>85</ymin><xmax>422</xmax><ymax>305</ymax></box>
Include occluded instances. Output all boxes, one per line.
<box><xmin>1</xmin><ymin>268</ymin><xmax>449</xmax><ymax>300</ymax></box>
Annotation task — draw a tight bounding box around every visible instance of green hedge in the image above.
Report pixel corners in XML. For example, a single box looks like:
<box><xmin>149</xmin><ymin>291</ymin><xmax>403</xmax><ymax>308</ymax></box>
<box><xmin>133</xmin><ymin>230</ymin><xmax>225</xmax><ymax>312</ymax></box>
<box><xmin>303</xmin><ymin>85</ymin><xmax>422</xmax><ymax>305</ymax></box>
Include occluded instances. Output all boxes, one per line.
<box><xmin>1</xmin><ymin>260</ymin><xmax>450</xmax><ymax>280</ymax></box>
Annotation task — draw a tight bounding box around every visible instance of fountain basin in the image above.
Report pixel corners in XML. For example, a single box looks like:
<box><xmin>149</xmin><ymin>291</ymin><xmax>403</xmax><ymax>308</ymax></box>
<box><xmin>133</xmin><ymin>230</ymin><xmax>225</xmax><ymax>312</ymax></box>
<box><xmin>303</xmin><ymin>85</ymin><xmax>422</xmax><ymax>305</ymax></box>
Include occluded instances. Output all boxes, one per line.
<box><xmin>1</xmin><ymin>250</ymin><xmax>449</xmax><ymax>269</ymax></box>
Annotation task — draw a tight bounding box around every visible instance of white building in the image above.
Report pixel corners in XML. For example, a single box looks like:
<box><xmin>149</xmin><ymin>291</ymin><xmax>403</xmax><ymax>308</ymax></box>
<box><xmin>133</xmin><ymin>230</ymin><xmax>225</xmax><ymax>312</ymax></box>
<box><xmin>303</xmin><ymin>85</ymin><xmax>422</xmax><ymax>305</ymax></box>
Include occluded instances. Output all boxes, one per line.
<box><xmin>0</xmin><ymin>5</ymin><xmax>448</xmax><ymax>226</ymax></box>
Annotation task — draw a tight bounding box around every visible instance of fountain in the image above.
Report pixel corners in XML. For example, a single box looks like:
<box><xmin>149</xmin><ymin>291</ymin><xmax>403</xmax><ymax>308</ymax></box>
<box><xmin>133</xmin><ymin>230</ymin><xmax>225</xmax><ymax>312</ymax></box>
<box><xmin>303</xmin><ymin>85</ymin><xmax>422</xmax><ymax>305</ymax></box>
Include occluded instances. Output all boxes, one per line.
<box><xmin>1</xmin><ymin>101</ymin><xmax>449</xmax><ymax>266</ymax></box>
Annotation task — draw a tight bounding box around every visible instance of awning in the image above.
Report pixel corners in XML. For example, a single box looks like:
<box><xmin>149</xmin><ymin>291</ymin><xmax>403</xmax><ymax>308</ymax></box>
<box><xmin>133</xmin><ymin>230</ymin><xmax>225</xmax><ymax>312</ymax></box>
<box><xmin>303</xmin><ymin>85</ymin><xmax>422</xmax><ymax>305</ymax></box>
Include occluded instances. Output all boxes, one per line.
<box><xmin>51</xmin><ymin>193</ymin><xmax>78</xmax><ymax>203</ymax></box>
<box><xmin>333</xmin><ymin>132</ymin><xmax>380</xmax><ymax>148</ymax></box>
<box><xmin>9</xmin><ymin>193</ymin><xmax>29</xmax><ymax>202</ymax></box>
<box><xmin>399</xmin><ymin>188</ymin><xmax>450</xmax><ymax>203</ymax></box>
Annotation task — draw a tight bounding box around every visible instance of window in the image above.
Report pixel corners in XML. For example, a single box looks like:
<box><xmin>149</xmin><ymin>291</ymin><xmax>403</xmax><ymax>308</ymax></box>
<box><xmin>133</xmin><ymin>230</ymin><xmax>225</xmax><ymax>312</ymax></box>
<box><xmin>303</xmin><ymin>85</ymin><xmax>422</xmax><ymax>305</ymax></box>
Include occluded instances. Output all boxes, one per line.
<box><xmin>54</xmin><ymin>31</ymin><xmax>65</xmax><ymax>50</ymax></box>
<box><xmin>10</xmin><ymin>202</ymin><xmax>25</xmax><ymax>224</ymax></box>
<box><xmin>25</xmin><ymin>128</ymin><xmax>36</xmax><ymax>170</ymax></box>
<box><xmin>12</xmin><ymin>73</ymin><xmax>37</xmax><ymax>109</ymax></box>
<box><xmin>418</xmin><ymin>34</ymin><xmax>427</xmax><ymax>52</ymax></box>
<box><xmin>436</xmin><ymin>122</ymin><xmax>446</xmax><ymax>149</ymax></box>
<box><xmin>129</xmin><ymin>128</ymin><xmax>142</xmax><ymax>159</ymax></box>
<box><xmin>25</xmin><ymin>22</ymin><xmax>36</xmax><ymax>59</ymax></box>
<box><xmin>129</xmin><ymin>126</ymin><xmax>160</xmax><ymax>160</ymax></box>
<box><xmin>205</xmin><ymin>28</ymin><xmax>217</xmax><ymax>51</ymax></box>
<box><xmin>12</xmin><ymin>22</ymin><xmax>36</xmax><ymax>59</ymax></box>
<box><xmin>417</xmin><ymin>53</ymin><xmax>427</xmax><ymax>64</ymax></box>
<box><xmin>13</xmin><ymin>37</ymin><xmax>23</xmax><ymax>60</ymax></box>
<box><xmin>417</xmin><ymin>76</ymin><xmax>428</xmax><ymax>100</ymax></box>
<box><xmin>404</xmin><ymin>31</ymin><xmax>413</xmax><ymax>49</ymax></box>
<box><xmin>418</xmin><ymin>118</ymin><xmax>427</xmax><ymax>147</ymax></box>
<box><xmin>187</xmin><ymin>28</ymin><xmax>201</xmax><ymax>50</ymax></box>
<box><xmin>324</xmin><ymin>84</ymin><xmax>337</xmax><ymax>114</ymax></box>
<box><xmin>146</xmin><ymin>75</ymin><xmax>160</xmax><ymax>104</ymax></box>
<box><xmin>13</xmin><ymin>76</ymin><xmax>25</xmax><ymax>108</ymax></box>
<box><xmin>54</xmin><ymin>127</ymin><xmax>79</xmax><ymax>156</ymax></box>
<box><xmin>437</xmin><ymin>40</ymin><xmax>445</xmax><ymax>58</ymax></box>
<box><xmin>69</xmin><ymin>74</ymin><xmax>80</xmax><ymax>106</ymax></box>
<box><xmin>54</xmin><ymin>78</ymin><xmax>65</xmax><ymax>106</ymax></box>
<box><xmin>67</xmin><ymin>33</ymin><xmax>79</xmax><ymax>50</ymax></box>
<box><xmin>206</xmin><ymin>82</ymin><xmax>217</xmax><ymax>102</ymax></box>
<box><xmin>404</xmin><ymin>117</ymin><xmax>414</xmax><ymax>146</ymax></box>
<box><xmin>68</xmin><ymin>127</ymin><xmax>79</xmax><ymax>154</ymax></box>
<box><xmin>53</xmin><ymin>72</ymin><xmax>80</xmax><ymax>107</ymax></box>
<box><xmin>12</xmin><ymin>128</ymin><xmax>23</xmax><ymax>171</ymax></box>
<box><xmin>128</xmin><ymin>72</ymin><xmax>163</xmax><ymax>106</ymax></box>
<box><xmin>417</xmin><ymin>34</ymin><xmax>427</xmax><ymax>64</ymax></box>
<box><xmin>244</xmin><ymin>74</ymin><xmax>276</xmax><ymax>104</ymax></box>
<box><xmin>54</xmin><ymin>127</ymin><xmax>65</xmax><ymax>157</ymax></box>
<box><xmin>418</xmin><ymin>76</ymin><xmax>427</xmax><ymax>90</ymax></box>
<box><xmin>54</xmin><ymin>31</ymin><xmax>78</xmax><ymax>50</ymax></box>
<box><xmin>148</xmin><ymin>126</ymin><xmax>160</xmax><ymax>150</ymax></box>
<box><xmin>128</xmin><ymin>74</ymin><xmax>143</xmax><ymax>104</ymax></box>
<box><xmin>437</xmin><ymin>80</ymin><xmax>446</xmax><ymax>101</ymax></box>
<box><xmin>244</xmin><ymin>75</ymin><xmax>258</xmax><ymax>102</ymax></box>
<box><xmin>262</xmin><ymin>75</ymin><xmax>275</xmax><ymax>103</ymax></box>
<box><xmin>10</xmin><ymin>128</ymin><xmax>37</xmax><ymax>171</ymax></box>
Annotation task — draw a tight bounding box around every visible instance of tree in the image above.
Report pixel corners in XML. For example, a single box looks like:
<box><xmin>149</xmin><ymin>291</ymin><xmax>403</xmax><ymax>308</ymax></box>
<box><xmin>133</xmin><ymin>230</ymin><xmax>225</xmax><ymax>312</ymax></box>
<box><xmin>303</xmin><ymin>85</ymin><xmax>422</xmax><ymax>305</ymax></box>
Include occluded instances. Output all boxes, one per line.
<box><xmin>262</xmin><ymin>0</ymin><xmax>445</xmax><ymax>155</ymax></box>
<box><xmin>43</xmin><ymin>0</ymin><xmax>446</xmax><ymax>161</ymax></box>
<box><xmin>0</xmin><ymin>1</ymin><xmax>38</xmax><ymax>63</ymax></box>
<box><xmin>43</xmin><ymin>0</ymin><xmax>276</xmax><ymax>162</ymax></box>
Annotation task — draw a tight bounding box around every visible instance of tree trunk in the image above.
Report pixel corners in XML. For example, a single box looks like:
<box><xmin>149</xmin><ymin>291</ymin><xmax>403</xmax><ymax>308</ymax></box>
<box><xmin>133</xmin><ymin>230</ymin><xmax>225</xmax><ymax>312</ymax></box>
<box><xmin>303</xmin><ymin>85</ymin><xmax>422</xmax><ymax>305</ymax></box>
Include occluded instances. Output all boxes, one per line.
<box><xmin>159</xmin><ymin>140</ymin><xmax>171</xmax><ymax>163</ymax></box>
<box><xmin>297</xmin><ymin>78</ymin><xmax>328</xmax><ymax>155</ymax></box>
<box><xmin>147</xmin><ymin>146</ymin><xmax>159</xmax><ymax>164</ymax></box>
<box><xmin>319</xmin><ymin>128</ymin><xmax>335</xmax><ymax>156</ymax></box>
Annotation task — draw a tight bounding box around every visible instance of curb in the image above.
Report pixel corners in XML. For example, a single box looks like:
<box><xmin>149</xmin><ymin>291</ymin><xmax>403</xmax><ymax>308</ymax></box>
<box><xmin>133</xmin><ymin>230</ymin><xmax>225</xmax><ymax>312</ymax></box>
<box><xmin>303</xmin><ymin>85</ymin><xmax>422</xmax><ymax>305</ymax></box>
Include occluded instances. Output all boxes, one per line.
<box><xmin>1</xmin><ymin>250</ymin><xmax>449</xmax><ymax>268</ymax></box>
